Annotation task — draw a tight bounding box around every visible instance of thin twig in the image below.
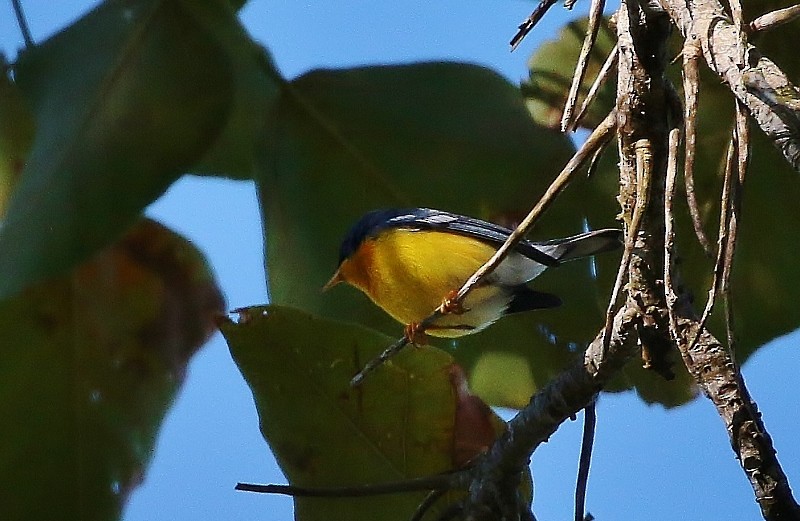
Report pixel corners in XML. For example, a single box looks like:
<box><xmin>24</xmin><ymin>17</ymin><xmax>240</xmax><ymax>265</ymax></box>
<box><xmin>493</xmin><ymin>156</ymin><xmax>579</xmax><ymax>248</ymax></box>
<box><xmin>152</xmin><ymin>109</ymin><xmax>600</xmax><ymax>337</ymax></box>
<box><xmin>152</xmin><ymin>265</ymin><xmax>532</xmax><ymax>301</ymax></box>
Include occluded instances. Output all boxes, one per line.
<box><xmin>721</xmin><ymin>103</ymin><xmax>750</xmax><ymax>351</ymax></box>
<box><xmin>510</xmin><ymin>0</ymin><xmax>560</xmax><ymax>51</ymax></box>
<box><xmin>410</xmin><ymin>489</ymin><xmax>448</xmax><ymax>521</ymax></box>
<box><xmin>721</xmin><ymin>107</ymin><xmax>749</xmax><ymax>292</ymax></box>
<box><xmin>562</xmin><ymin>0</ymin><xmax>607</xmax><ymax>131</ymax></box>
<box><xmin>574</xmin><ymin>401</ymin><xmax>597</xmax><ymax>521</ymax></box>
<box><xmin>573</xmin><ymin>43</ymin><xmax>619</xmax><ymax>130</ymax></box>
<box><xmin>11</xmin><ymin>0</ymin><xmax>34</xmax><ymax>48</ymax></box>
<box><xmin>350</xmin><ymin>336</ymin><xmax>409</xmax><ymax>387</ymax></box>
<box><xmin>728</xmin><ymin>0</ymin><xmax>747</xmax><ymax>68</ymax></box>
<box><xmin>586</xmin><ymin>131</ymin><xmax>612</xmax><ymax>178</ymax></box>
<box><xmin>690</xmin><ymin>135</ymin><xmax>736</xmax><ymax>351</ymax></box>
<box><xmin>748</xmin><ymin>4</ymin><xmax>800</xmax><ymax>33</ymax></box>
<box><xmin>454</xmin><ymin>109</ymin><xmax>618</xmax><ymax>303</ymax></box>
<box><xmin>681</xmin><ymin>39</ymin><xmax>714</xmax><ymax>256</ymax></box>
<box><xmin>602</xmin><ymin>139</ymin><xmax>652</xmax><ymax>354</ymax></box>
<box><xmin>351</xmin><ymin>110</ymin><xmax>618</xmax><ymax>386</ymax></box>
<box><xmin>236</xmin><ymin>471</ymin><xmax>460</xmax><ymax>497</ymax></box>
<box><xmin>664</xmin><ymin>126</ymin><xmax>682</xmax><ymax>343</ymax></box>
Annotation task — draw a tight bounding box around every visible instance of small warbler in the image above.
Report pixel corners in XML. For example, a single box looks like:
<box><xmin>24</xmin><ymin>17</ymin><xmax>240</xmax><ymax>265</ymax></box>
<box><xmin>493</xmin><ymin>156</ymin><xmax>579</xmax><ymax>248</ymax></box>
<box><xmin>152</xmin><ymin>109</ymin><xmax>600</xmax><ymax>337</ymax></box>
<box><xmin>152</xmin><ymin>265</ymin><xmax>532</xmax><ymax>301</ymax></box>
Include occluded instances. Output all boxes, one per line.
<box><xmin>325</xmin><ymin>208</ymin><xmax>621</xmax><ymax>339</ymax></box>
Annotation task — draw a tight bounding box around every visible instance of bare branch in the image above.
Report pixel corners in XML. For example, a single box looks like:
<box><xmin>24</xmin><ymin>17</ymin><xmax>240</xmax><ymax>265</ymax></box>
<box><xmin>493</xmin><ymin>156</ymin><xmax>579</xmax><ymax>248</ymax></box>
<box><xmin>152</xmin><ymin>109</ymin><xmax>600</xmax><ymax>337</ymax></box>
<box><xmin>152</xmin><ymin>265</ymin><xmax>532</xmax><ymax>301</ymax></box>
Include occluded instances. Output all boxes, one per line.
<box><xmin>749</xmin><ymin>4</ymin><xmax>800</xmax><ymax>33</ymax></box>
<box><xmin>574</xmin><ymin>43</ymin><xmax>619</xmax><ymax>130</ymax></box>
<box><xmin>510</xmin><ymin>0</ymin><xmax>560</xmax><ymax>51</ymax></box>
<box><xmin>682</xmin><ymin>39</ymin><xmax>714</xmax><ymax>255</ymax></box>
<box><xmin>692</xmin><ymin>136</ymin><xmax>735</xmax><ymax>351</ymax></box>
<box><xmin>673</xmin><ymin>303</ymin><xmax>800</xmax><ymax>519</ymax></box>
<box><xmin>601</xmin><ymin>138</ymin><xmax>650</xmax><ymax>355</ymax></box>
<box><xmin>660</xmin><ymin>0</ymin><xmax>800</xmax><ymax>171</ymax></box>
<box><xmin>611</xmin><ymin>0</ymin><xmax>675</xmax><ymax>376</ymax></box>
<box><xmin>462</xmin><ymin>308</ymin><xmax>640</xmax><ymax>521</ymax></box>
<box><xmin>664</xmin><ymin>126</ymin><xmax>681</xmax><ymax>342</ymax></box>
<box><xmin>721</xmin><ymin>103</ymin><xmax>749</xmax><ymax>349</ymax></box>
<box><xmin>562</xmin><ymin>0</ymin><xmax>608</xmax><ymax>131</ymax></box>
<box><xmin>727</xmin><ymin>0</ymin><xmax>747</xmax><ymax>63</ymax></box>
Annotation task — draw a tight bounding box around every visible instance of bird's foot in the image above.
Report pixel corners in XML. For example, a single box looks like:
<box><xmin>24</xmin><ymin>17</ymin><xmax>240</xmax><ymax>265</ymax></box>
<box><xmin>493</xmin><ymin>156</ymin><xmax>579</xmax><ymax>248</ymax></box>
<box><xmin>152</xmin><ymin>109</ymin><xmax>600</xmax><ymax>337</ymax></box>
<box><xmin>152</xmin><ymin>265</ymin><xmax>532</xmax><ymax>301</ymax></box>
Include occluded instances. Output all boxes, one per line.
<box><xmin>404</xmin><ymin>322</ymin><xmax>429</xmax><ymax>345</ymax></box>
<box><xmin>440</xmin><ymin>290</ymin><xmax>467</xmax><ymax>315</ymax></box>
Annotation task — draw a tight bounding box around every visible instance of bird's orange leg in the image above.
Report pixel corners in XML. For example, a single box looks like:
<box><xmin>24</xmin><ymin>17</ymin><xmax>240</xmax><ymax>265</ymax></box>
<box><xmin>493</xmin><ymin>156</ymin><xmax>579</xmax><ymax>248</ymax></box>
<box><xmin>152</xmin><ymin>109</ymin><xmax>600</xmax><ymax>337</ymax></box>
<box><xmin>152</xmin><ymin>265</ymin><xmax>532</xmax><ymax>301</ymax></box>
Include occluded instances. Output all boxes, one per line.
<box><xmin>440</xmin><ymin>289</ymin><xmax>467</xmax><ymax>315</ymax></box>
<box><xmin>404</xmin><ymin>322</ymin><xmax>429</xmax><ymax>345</ymax></box>
<box><xmin>406</xmin><ymin>291</ymin><xmax>471</xmax><ymax>345</ymax></box>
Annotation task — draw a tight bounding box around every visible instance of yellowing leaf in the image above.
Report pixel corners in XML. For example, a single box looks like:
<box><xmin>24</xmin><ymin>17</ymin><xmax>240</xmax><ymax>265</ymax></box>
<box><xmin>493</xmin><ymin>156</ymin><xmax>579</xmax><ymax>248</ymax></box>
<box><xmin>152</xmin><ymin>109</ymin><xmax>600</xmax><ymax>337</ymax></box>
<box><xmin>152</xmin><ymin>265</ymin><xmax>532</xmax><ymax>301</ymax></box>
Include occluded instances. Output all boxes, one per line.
<box><xmin>0</xmin><ymin>218</ymin><xmax>224</xmax><ymax>520</ymax></box>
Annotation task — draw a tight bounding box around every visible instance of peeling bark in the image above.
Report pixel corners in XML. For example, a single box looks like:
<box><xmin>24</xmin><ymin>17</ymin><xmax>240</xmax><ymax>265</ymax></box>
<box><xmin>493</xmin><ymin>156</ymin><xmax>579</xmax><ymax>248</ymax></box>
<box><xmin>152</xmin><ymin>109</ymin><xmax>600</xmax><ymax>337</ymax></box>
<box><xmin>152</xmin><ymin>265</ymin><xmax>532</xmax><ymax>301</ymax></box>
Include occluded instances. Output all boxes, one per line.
<box><xmin>660</xmin><ymin>0</ymin><xmax>800</xmax><ymax>171</ymax></box>
<box><xmin>616</xmin><ymin>0</ymin><xmax>676</xmax><ymax>379</ymax></box>
<box><xmin>674</xmin><ymin>306</ymin><xmax>800</xmax><ymax>520</ymax></box>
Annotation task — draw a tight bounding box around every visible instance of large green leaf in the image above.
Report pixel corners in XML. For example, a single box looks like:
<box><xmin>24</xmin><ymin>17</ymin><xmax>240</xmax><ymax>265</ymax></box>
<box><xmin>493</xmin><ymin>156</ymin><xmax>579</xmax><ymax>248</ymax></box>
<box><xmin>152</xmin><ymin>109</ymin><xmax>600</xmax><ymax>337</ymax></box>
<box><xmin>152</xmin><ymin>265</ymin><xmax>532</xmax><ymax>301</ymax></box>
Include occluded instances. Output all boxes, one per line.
<box><xmin>0</xmin><ymin>0</ymin><xmax>234</xmax><ymax>301</ymax></box>
<box><xmin>0</xmin><ymin>218</ymin><xmax>224</xmax><ymax>521</ymax></box>
<box><xmin>220</xmin><ymin>305</ymin><xmax>525</xmax><ymax>521</ymax></box>
<box><xmin>188</xmin><ymin>2</ymin><xmax>283</xmax><ymax>179</ymax></box>
<box><xmin>256</xmin><ymin>62</ymin><xmax>626</xmax><ymax>408</ymax></box>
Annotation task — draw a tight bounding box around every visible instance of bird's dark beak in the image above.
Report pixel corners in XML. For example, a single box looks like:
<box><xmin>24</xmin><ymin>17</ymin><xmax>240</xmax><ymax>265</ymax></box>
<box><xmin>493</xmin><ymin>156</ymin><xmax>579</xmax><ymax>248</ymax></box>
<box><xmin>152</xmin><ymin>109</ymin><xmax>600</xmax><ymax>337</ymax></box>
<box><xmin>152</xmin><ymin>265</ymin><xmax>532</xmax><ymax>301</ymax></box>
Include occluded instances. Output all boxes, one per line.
<box><xmin>322</xmin><ymin>268</ymin><xmax>344</xmax><ymax>291</ymax></box>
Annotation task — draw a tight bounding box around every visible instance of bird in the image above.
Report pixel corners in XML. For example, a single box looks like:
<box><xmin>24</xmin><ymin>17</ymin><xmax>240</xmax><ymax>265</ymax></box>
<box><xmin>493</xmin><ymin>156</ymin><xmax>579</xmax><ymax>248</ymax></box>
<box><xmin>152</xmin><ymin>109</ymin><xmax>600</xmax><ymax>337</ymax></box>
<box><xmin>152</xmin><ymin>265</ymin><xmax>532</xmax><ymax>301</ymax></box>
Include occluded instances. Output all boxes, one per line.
<box><xmin>324</xmin><ymin>208</ymin><xmax>622</xmax><ymax>340</ymax></box>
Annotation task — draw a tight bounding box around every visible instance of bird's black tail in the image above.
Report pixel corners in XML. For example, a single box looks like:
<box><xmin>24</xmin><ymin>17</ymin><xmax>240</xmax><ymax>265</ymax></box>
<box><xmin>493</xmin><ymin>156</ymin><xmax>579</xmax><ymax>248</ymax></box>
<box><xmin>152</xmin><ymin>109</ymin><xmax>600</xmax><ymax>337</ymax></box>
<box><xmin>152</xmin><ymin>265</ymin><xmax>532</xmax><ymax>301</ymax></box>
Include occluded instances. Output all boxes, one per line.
<box><xmin>530</xmin><ymin>229</ymin><xmax>623</xmax><ymax>263</ymax></box>
<box><xmin>506</xmin><ymin>286</ymin><xmax>562</xmax><ymax>314</ymax></box>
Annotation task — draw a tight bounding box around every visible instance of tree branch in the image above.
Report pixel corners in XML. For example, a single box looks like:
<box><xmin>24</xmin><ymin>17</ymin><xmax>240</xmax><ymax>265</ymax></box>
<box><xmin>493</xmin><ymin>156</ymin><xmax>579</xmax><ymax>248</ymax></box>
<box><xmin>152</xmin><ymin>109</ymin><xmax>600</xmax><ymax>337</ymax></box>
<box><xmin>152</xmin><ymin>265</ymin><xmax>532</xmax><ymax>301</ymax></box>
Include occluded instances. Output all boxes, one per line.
<box><xmin>672</xmin><ymin>303</ymin><xmax>800</xmax><ymax>520</ymax></box>
<box><xmin>659</xmin><ymin>0</ymin><xmax>800</xmax><ymax>171</ymax></box>
<box><xmin>462</xmin><ymin>307</ymin><xmax>640</xmax><ymax>520</ymax></box>
<box><xmin>615</xmin><ymin>0</ymin><xmax>676</xmax><ymax>378</ymax></box>
<box><xmin>616</xmin><ymin>1</ymin><xmax>800</xmax><ymax>517</ymax></box>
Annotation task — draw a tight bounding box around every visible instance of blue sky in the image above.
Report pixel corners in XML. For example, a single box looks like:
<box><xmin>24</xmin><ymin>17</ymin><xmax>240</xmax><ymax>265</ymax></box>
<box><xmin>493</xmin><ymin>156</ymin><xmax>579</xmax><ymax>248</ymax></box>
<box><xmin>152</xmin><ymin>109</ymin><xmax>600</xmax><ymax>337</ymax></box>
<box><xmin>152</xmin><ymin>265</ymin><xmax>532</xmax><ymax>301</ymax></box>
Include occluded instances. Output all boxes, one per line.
<box><xmin>2</xmin><ymin>1</ymin><xmax>798</xmax><ymax>520</ymax></box>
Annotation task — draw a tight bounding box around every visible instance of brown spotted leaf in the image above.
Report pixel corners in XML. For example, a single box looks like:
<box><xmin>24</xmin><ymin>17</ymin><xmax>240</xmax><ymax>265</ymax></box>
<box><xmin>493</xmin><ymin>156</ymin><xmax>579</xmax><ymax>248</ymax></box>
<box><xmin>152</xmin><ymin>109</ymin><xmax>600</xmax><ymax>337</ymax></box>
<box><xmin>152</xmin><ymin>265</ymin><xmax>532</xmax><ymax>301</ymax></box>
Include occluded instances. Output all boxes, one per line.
<box><xmin>0</xmin><ymin>218</ymin><xmax>224</xmax><ymax>521</ymax></box>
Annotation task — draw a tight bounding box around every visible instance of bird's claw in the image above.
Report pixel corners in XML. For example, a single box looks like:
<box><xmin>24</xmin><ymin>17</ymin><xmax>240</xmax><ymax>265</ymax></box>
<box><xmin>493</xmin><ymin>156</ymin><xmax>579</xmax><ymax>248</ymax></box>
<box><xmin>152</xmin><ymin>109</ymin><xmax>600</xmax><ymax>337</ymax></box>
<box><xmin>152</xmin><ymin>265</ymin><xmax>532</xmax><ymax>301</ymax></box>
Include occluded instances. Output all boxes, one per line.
<box><xmin>440</xmin><ymin>290</ymin><xmax>467</xmax><ymax>315</ymax></box>
<box><xmin>404</xmin><ymin>322</ymin><xmax>429</xmax><ymax>345</ymax></box>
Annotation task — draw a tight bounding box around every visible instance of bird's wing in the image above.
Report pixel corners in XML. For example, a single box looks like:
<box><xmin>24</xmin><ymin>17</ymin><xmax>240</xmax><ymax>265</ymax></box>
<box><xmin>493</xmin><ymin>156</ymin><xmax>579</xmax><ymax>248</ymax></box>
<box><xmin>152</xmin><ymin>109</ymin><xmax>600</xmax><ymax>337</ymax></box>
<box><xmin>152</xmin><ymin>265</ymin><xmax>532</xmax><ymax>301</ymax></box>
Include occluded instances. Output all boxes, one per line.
<box><xmin>385</xmin><ymin>208</ymin><xmax>559</xmax><ymax>267</ymax></box>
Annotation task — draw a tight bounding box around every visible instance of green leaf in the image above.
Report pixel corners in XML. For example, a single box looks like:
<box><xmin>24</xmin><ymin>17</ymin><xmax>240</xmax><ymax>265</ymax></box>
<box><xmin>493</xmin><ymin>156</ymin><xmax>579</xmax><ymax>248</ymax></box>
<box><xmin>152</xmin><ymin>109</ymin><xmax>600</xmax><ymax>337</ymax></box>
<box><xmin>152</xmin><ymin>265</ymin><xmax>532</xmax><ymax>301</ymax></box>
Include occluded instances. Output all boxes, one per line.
<box><xmin>220</xmin><ymin>305</ymin><xmax>528</xmax><ymax>521</ymax></box>
<box><xmin>0</xmin><ymin>218</ymin><xmax>225</xmax><ymax>521</ymax></box>
<box><xmin>258</xmin><ymin>62</ymin><xmax>576</xmax><ymax>326</ymax></box>
<box><xmin>255</xmin><ymin>62</ymin><xmax>623</xmax><ymax>408</ymax></box>
<box><xmin>188</xmin><ymin>2</ymin><xmax>284</xmax><ymax>179</ymax></box>
<box><xmin>0</xmin><ymin>0</ymin><xmax>234</xmax><ymax>301</ymax></box>
<box><xmin>228</xmin><ymin>0</ymin><xmax>249</xmax><ymax>11</ymax></box>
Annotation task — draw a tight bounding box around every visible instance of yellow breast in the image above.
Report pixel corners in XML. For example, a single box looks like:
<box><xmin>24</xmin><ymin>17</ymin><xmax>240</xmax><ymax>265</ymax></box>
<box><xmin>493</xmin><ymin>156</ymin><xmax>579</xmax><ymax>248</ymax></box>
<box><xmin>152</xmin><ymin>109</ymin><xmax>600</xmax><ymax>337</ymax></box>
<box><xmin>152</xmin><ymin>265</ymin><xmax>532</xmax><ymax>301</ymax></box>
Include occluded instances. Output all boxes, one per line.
<box><xmin>340</xmin><ymin>229</ymin><xmax>512</xmax><ymax>337</ymax></box>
